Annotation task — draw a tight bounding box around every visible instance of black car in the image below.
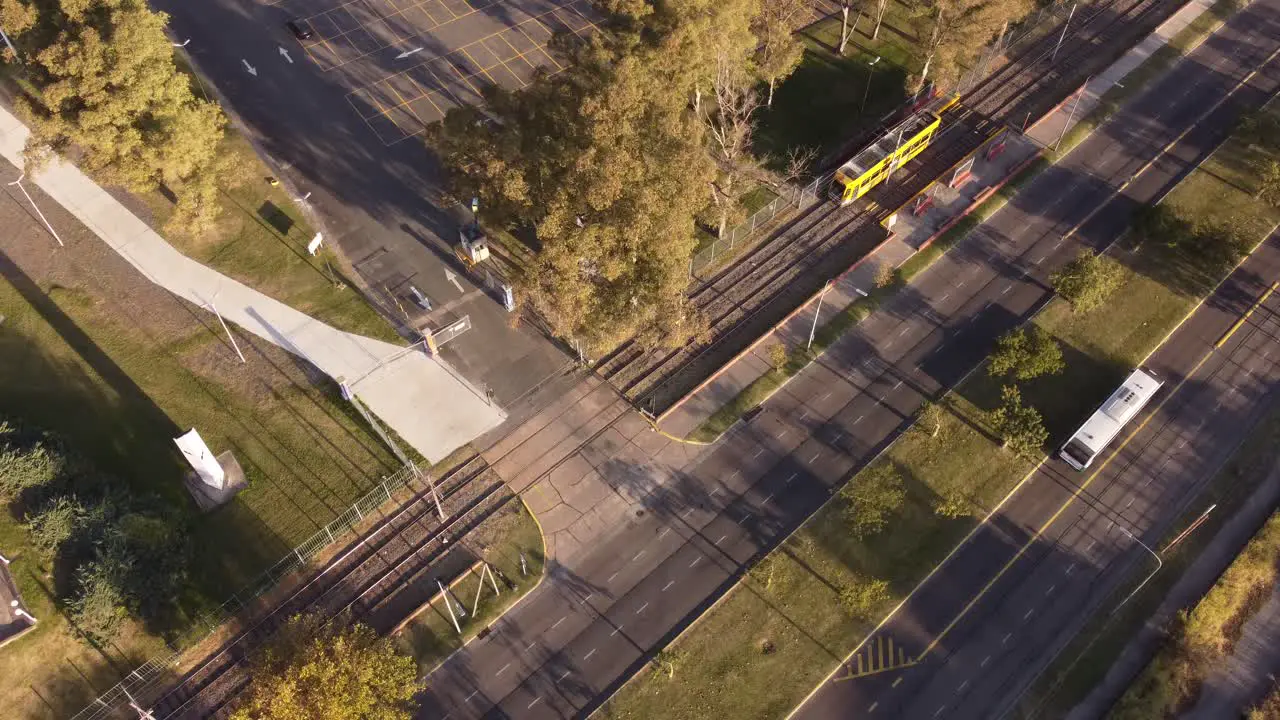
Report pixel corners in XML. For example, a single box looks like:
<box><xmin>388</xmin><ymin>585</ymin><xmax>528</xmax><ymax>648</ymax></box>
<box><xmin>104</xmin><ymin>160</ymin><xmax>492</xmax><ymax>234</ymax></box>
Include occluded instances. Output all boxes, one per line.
<box><xmin>285</xmin><ymin>20</ymin><xmax>313</xmax><ymax>40</ymax></box>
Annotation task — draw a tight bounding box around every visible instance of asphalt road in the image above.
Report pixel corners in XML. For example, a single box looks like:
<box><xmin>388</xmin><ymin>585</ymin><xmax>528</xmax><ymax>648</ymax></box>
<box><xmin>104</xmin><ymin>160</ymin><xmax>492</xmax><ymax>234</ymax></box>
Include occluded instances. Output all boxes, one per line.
<box><xmin>794</xmin><ymin>1</ymin><xmax>1280</xmax><ymax>717</ymax></box>
<box><xmin>410</xmin><ymin>3</ymin><xmax>1280</xmax><ymax>719</ymax></box>
<box><xmin>153</xmin><ymin>0</ymin><xmax>572</xmax><ymax>407</ymax></box>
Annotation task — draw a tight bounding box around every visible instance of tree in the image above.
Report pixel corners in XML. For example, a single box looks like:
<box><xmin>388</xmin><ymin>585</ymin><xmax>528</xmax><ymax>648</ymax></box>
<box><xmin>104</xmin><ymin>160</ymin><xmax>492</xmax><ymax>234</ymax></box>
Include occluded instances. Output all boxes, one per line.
<box><xmin>700</xmin><ymin>55</ymin><xmax>763</xmax><ymax>239</ymax></box>
<box><xmin>768</xmin><ymin>342</ymin><xmax>789</xmax><ymax>373</ymax></box>
<box><xmin>6</xmin><ymin>0</ymin><xmax>229</xmax><ymax>235</ymax></box>
<box><xmin>232</xmin><ymin>614</ymin><xmax>420</xmax><ymax>720</ymax></box>
<box><xmin>69</xmin><ymin>542</ymin><xmax>133</xmax><ymax>641</ymax></box>
<box><xmin>840</xmin><ymin>463</ymin><xmax>906</xmax><ymax>538</ymax></box>
<box><xmin>1050</xmin><ymin>249</ymin><xmax>1126</xmax><ymax>312</ymax></box>
<box><xmin>989</xmin><ymin>385</ymin><xmax>1047</xmax><ymax>457</ymax></box>
<box><xmin>988</xmin><ymin>326</ymin><xmax>1064</xmax><ymax>381</ymax></box>
<box><xmin>916</xmin><ymin>400</ymin><xmax>945</xmax><ymax>438</ymax></box>
<box><xmin>912</xmin><ymin>0</ymin><xmax>1032</xmax><ymax>92</ymax></box>
<box><xmin>752</xmin><ymin>0</ymin><xmax>807</xmax><ymax>107</ymax></box>
<box><xmin>838</xmin><ymin>577</ymin><xmax>891</xmax><ymax>619</ymax></box>
<box><xmin>838</xmin><ymin>0</ymin><xmax>858</xmax><ymax>53</ymax></box>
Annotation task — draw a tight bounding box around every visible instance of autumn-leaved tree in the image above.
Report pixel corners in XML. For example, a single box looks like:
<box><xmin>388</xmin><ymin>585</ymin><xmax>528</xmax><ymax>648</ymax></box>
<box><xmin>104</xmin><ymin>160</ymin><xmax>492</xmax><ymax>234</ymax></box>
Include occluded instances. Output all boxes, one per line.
<box><xmin>3</xmin><ymin>0</ymin><xmax>229</xmax><ymax>235</ymax></box>
<box><xmin>913</xmin><ymin>0</ymin><xmax>1032</xmax><ymax>91</ymax></box>
<box><xmin>989</xmin><ymin>384</ymin><xmax>1047</xmax><ymax>457</ymax></box>
<box><xmin>988</xmin><ymin>326</ymin><xmax>1064</xmax><ymax>381</ymax></box>
<box><xmin>431</xmin><ymin>0</ymin><xmax>760</xmax><ymax>353</ymax></box>
<box><xmin>1050</xmin><ymin>249</ymin><xmax>1126</xmax><ymax>312</ymax></box>
<box><xmin>232</xmin><ymin>614</ymin><xmax>420</xmax><ymax>720</ymax></box>
<box><xmin>752</xmin><ymin>0</ymin><xmax>807</xmax><ymax>107</ymax></box>
<box><xmin>840</xmin><ymin>462</ymin><xmax>906</xmax><ymax>539</ymax></box>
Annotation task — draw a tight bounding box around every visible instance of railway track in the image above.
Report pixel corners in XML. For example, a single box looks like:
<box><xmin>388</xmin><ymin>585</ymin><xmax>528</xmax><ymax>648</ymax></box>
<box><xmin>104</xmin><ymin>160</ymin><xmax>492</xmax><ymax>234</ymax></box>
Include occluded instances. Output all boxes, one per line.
<box><xmin>597</xmin><ymin>0</ymin><xmax>1192</xmax><ymax>417</ymax></box>
<box><xmin>141</xmin><ymin>455</ymin><xmax>507</xmax><ymax>719</ymax></box>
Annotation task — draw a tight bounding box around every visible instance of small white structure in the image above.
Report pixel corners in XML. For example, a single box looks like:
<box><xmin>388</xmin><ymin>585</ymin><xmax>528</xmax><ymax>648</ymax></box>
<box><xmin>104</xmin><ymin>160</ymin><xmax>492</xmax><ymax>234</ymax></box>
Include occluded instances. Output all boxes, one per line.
<box><xmin>175</xmin><ymin>429</ymin><xmax>225</xmax><ymax>490</ymax></box>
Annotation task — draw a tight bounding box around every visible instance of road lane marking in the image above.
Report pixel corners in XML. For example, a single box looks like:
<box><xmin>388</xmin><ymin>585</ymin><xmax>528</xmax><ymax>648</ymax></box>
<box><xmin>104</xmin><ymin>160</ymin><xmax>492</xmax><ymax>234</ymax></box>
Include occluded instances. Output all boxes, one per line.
<box><xmin>799</xmin><ymin>409</ymin><xmax>810</xmax><ymax>420</ymax></box>
<box><xmin>1066</xmin><ymin>562</ymin><xmax>1076</xmax><ymax>576</ymax></box>
<box><xmin>980</xmin><ymin>655</ymin><xmax>990</xmax><ymax>668</ymax></box>
<box><xmin>893</xmin><ymin>380</ymin><xmax>903</xmax><ymax>390</ymax></box>
<box><xmin>496</xmin><ymin>663</ymin><xmax>511</xmax><ymax>677</ymax></box>
<box><xmin>869</xmin><ymin>702</ymin><xmax>879</xmax><ymax>712</ymax></box>
<box><xmin>809</xmin><ymin>451</ymin><xmax>821</xmax><ymax>463</ymax></box>
<box><xmin>754</xmin><ymin>448</ymin><xmax>764</xmax><ymax>458</ymax></box>
<box><xmin>711</xmin><ymin>488</ymin><xmax>723</xmax><ymax>497</ymax></box>
<box><xmin>1024</xmin><ymin>609</ymin><xmax>1034</xmax><ymax>620</ymax></box>
<box><xmin>778</xmin><ymin>429</ymin><xmax>789</xmax><ymax>440</ymax></box>
<box><xmin>662</xmin><ymin>580</ymin><xmax>675</xmax><ymax>592</ymax></box>
<box><xmin>934</xmin><ymin>706</ymin><xmax>946</xmax><ymax>717</ymax></box>
<box><xmin>1045</xmin><ymin>584</ymin><xmax>1056</xmax><ymax>596</ymax></box>
<box><xmin>785</xmin><ymin>472</ymin><xmax>798</xmax><ymax>485</ymax></box>
<box><xmin>608</xmin><ymin>572</ymin><xmax>619</xmax><ymax>582</ymax></box>
<box><xmin>584</xmin><ymin>648</ymin><xmax>596</xmax><ymax>660</ymax></box>
<box><xmin>1001</xmin><ymin>286</ymin><xmax>1011</xmax><ymax>295</ymax></box>
<box><xmin>957</xmin><ymin>680</ymin><xmax>969</xmax><ymax>693</ymax></box>
<box><xmin>582</xmin><ymin>593</ymin><xmax>593</xmax><ymax>604</ymax></box>
<box><xmin>528</xmin><ymin>697</ymin><xmax>542</xmax><ymax>709</ymax></box>
<box><xmin>526</xmin><ymin>642</ymin><xmax>537</xmax><ymax>653</ymax></box>
<box><xmin>763</xmin><ymin>493</ymin><xmax>774</xmax><ymax>504</ymax></box>
<box><xmin>551</xmin><ymin>617</ymin><xmax>565</xmax><ymax>630</ymax></box>
<box><xmin>1003</xmin><ymin>633</ymin><xmax>1012</xmax><ymax>644</ymax></box>
<box><xmin>466</xmin><ymin>691</ymin><xmax>479</xmax><ymax>702</ymax></box>
<box><xmin>681</xmin><ymin>507</ymin><xmax>696</xmax><ymax>519</ymax></box>
<box><xmin>658</xmin><ymin>527</ymin><xmax>670</xmax><ymax>538</ymax></box>
<box><xmin>634</xmin><ymin>550</ymin><xmax>646</xmax><ymax>562</ymax></box>
<box><xmin>717</xmin><ymin>533</ymin><xmax>728</xmax><ymax>544</ymax></box>
<box><xmin>689</xmin><ymin>556</ymin><xmax>701</xmax><ymax>568</ymax></box>
<box><xmin>892</xmin><ymin>677</ymin><xmax>904</xmax><ymax>688</ymax></box>
<box><xmin>854</xmin><ymin>415</ymin><xmax>864</xmax><ymax>425</ymax></box>
<box><xmin>611</xmin><ymin>624</ymin><xmax>623</xmax><ymax>636</ymax></box>
<box><xmin>822</xmin><ymin>392</ymin><xmax>833</xmax><ymax>401</ymax></box>
<box><xmin>559</xmin><ymin>670</ymin><xmax>571</xmax><ymax>681</ymax></box>
<box><xmin>635</xmin><ymin>602</ymin><xmax>649</xmax><ymax>615</ymax></box>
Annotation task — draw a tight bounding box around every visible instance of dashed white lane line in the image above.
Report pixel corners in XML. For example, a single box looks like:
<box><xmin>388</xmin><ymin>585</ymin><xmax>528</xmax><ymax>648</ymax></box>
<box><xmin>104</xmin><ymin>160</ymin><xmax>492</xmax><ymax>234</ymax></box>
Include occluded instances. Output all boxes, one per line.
<box><xmin>1001</xmin><ymin>286</ymin><xmax>1011</xmax><ymax>295</ymax></box>
<box><xmin>635</xmin><ymin>602</ymin><xmax>649</xmax><ymax>615</ymax></box>
<box><xmin>853</xmin><ymin>414</ymin><xmax>864</xmax><ymax>425</ymax></box>
<box><xmin>634</xmin><ymin>550</ymin><xmax>646</xmax><ymax>562</ymax></box>
<box><xmin>980</xmin><ymin>655</ymin><xmax>990</xmax><ymax>668</ymax></box>
<box><xmin>822</xmin><ymin>392</ymin><xmax>832</xmax><ymax>401</ymax></box>
<box><xmin>528</xmin><ymin>696</ymin><xmax>542</xmax><ymax>710</ymax></box>
<box><xmin>897</xmin><ymin>326</ymin><xmax>910</xmax><ymax>337</ymax></box>
<box><xmin>785</xmin><ymin>472</ymin><xmax>798</xmax><ymax>485</ymax></box>
<box><xmin>1125</xmin><ymin>497</ymin><xmax>1135</xmax><ymax>508</ymax></box>
<box><xmin>661</xmin><ymin>579</ymin><xmax>676</xmax><ymax>592</ymax></box>
<box><xmin>957</xmin><ymin>680</ymin><xmax>969</xmax><ymax>693</ymax></box>
<box><xmin>584</xmin><ymin>648</ymin><xmax>597</xmax><ymax>661</ymax></box>
<box><xmin>711</xmin><ymin>487</ymin><xmax>723</xmax><ymax>498</ymax></box>
<box><xmin>551</xmin><ymin>616</ymin><xmax>566</xmax><ymax>630</ymax></box>
<box><xmin>1045</xmin><ymin>584</ymin><xmax>1056</xmax><ymax>597</ymax></box>
<box><xmin>1066</xmin><ymin>562</ymin><xmax>1076</xmax><ymax>576</ymax></box>
<box><xmin>658</xmin><ymin>527</ymin><xmax>670</xmax><ymax>539</ymax></box>
<box><xmin>892</xmin><ymin>380</ymin><xmax>903</xmax><ymax>390</ymax></box>
<box><xmin>689</xmin><ymin>556</ymin><xmax>701</xmax><ymax>568</ymax></box>
<box><xmin>892</xmin><ymin>677</ymin><xmax>903</xmax><ymax>688</ymax></box>
<box><xmin>465</xmin><ymin>690</ymin><xmax>479</xmax><ymax>702</ymax></box>
<box><xmin>754</xmin><ymin>448</ymin><xmax>764</xmax><ymax>458</ymax></box>
<box><xmin>1023</xmin><ymin>609</ymin><xmax>1035</xmax><ymax>620</ymax></box>
<box><xmin>582</xmin><ymin>593</ymin><xmax>593</xmax><ymax>604</ymax></box>
<box><xmin>763</xmin><ymin>493</ymin><xmax>774</xmax><ymax>504</ymax></box>
<box><xmin>940</xmin><ymin>292</ymin><xmax>951</xmax><ymax>302</ymax></box>
<box><xmin>717</xmin><ymin>533</ymin><xmax>729</xmax><ymax>544</ymax></box>
<box><xmin>525</xmin><ymin>642</ymin><xmax>537</xmax><ymax>653</ymax></box>
<box><xmin>778</xmin><ymin>429</ymin><xmax>789</xmax><ymax>440</ymax></box>
<box><xmin>496</xmin><ymin>663</ymin><xmax>511</xmax><ymax>677</ymax></box>
<box><xmin>809</xmin><ymin>451</ymin><xmax>820</xmax><ymax>463</ymax></box>
<box><xmin>869</xmin><ymin>702</ymin><xmax>879</xmax><ymax>712</ymax></box>
<box><xmin>611</xmin><ymin>624</ymin><xmax>624</xmax><ymax>636</ymax></box>
<box><xmin>681</xmin><ymin>506</ymin><xmax>696</xmax><ymax>520</ymax></box>
<box><xmin>608</xmin><ymin>572</ymin><xmax>619</xmax><ymax>583</ymax></box>
<box><xmin>558</xmin><ymin>670</ymin><xmax>571</xmax><ymax>681</ymax></box>
<box><xmin>730</xmin><ymin>470</ymin><xmax>742</xmax><ymax>481</ymax></box>
<box><xmin>1003</xmin><ymin>632</ymin><xmax>1013</xmax><ymax>644</ymax></box>
<box><xmin>799</xmin><ymin>409</ymin><xmax>810</xmax><ymax>420</ymax></box>
<box><xmin>934</xmin><ymin>705</ymin><xmax>946</xmax><ymax>717</ymax></box>
<box><xmin>737</xmin><ymin>512</ymin><xmax>752</xmax><ymax>526</ymax></box>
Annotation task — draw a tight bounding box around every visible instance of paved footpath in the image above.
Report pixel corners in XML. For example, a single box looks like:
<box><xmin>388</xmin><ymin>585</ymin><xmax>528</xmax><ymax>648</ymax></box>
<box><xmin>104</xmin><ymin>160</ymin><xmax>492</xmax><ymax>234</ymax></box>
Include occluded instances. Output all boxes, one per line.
<box><xmin>0</xmin><ymin>106</ymin><xmax>502</xmax><ymax>463</ymax></box>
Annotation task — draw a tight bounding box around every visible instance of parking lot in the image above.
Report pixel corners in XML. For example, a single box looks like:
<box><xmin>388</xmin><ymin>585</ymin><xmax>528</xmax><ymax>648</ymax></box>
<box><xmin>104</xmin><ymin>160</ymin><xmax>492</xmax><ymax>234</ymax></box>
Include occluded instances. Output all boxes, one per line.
<box><xmin>267</xmin><ymin>0</ymin><xmax>603</xmax><ymax>144</ymax></box>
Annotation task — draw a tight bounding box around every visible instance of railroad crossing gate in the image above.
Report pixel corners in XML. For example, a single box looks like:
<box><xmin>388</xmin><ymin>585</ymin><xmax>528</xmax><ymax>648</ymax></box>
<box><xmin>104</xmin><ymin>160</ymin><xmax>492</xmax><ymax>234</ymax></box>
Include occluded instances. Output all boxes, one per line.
<box><xmin>424</xmin><ymin>315</ymin><xmax>472</xmax><ymax>355</ymax></box>
<box><xmin>949</xmin><ymin>155</ymin><xmax>977</xmax><ymax>189</ymax></box>
<box><xmin>912</xmin><ymin>188</ymin><xmax>935</xmax><ymax>216</ymax></box>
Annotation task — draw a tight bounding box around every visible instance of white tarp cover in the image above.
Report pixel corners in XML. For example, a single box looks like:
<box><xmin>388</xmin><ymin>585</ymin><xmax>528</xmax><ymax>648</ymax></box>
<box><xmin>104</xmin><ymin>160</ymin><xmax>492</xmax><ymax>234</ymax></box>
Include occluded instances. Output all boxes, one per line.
<box><xmin>174</xmin><ymin>429</ymin><xmax>225</xmax><ymax>490</ymax></box>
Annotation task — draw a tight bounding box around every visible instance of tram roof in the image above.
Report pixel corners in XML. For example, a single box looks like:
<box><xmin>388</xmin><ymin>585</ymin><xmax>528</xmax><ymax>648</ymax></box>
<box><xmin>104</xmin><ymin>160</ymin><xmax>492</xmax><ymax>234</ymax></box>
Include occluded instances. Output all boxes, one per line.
<box><xmin>837</xmin><ymin>110</ymin><xmax>939</xmax><ymax>179</ymax></box>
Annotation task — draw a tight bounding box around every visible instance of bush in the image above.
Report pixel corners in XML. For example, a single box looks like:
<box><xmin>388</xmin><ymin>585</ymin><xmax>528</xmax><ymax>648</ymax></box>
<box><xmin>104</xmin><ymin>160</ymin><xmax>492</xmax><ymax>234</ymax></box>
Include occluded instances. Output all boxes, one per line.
<box><xmin>989</xmin><ymin>385</ymin><xmax>1048</xmax><ymax>458</ymax></box>
<box><xmin>988</xmin><ymin>327</ymin><xmax>1064</xmax><ymax>381</ymax></box>
<box><xmin>838</xmin><ymin>578</ymin><xmax>891</xmax><ymax>620</ymax></box>
<box><xmin>25</xmin><ymin>495</ymin><xmax>87</xmax><ymax>559</ymax></box>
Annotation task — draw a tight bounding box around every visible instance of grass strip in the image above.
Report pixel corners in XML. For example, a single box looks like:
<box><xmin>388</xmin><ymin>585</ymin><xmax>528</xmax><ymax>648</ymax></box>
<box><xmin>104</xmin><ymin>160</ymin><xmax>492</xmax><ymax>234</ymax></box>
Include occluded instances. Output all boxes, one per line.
<box><xmin>601</xmin><ymin>67</ymin><xmax>1280</xmax><ymax>720</ymax></box>
<box><xmin>394</xmin><ymin>500</ymin><xmax>546</xmax><ymax>672</ymax></box>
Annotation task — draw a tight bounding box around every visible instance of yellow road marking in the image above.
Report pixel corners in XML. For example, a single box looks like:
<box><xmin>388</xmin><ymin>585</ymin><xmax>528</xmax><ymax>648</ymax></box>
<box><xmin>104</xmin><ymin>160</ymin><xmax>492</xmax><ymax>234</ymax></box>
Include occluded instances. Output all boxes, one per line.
<box><xmin>1217</xmin><ymin>282</ymin><xmax>1278</xmax><ymax>347</ymax></box>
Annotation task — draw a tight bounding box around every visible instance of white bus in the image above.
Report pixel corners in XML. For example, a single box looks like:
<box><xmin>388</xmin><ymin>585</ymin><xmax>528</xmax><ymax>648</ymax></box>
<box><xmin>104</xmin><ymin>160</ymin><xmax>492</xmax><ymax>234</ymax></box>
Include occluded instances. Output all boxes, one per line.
<box><xmin>1059</xmin><ymin>368</ymin><xmax>1163</xmax><ymax>471</ymax></box>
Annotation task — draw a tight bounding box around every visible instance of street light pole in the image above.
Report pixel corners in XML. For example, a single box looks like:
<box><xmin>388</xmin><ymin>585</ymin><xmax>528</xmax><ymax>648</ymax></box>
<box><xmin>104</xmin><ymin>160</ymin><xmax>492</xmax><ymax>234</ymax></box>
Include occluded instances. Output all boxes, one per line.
<box><xmin>8</xmin><ymin>173</ymin><xmax>64</xmax><ymax>247</ymax></box>
<box><xmin>808</xmin><ymin>281</ymin><xmax>833</xmax><ymax>351</ymax></box>
<box><xmin>1115</xmin><ymin>526</ymin><xmax>1162</xmax><ymax>611</ymax></box>
<box><xmin>861</xmin><ymin>56</ymin><xmax>882</xmax><ymax>115</ymax></box>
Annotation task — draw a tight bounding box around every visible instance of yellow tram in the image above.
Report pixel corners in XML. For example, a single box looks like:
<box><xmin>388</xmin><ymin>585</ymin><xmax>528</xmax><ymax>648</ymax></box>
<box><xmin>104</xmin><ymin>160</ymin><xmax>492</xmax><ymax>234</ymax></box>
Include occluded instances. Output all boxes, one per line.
<box><xmin>831</xmin><ymin>109</ymin><xmax>943</xmax><ymax>206</ymax></box>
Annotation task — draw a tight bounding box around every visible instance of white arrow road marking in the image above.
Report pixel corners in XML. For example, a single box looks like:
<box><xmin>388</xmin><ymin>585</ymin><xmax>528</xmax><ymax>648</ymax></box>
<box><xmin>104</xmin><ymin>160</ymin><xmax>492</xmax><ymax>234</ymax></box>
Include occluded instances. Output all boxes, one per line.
<box><xmin>279</xmin><ymin>46</ymin><xmax>293</xmax><ymax>64</ymax></box>
<box><xmin>397</xmin><ymin>47</ymin><xmax>424</xmax><ymax>59</ymax></box>
<box><xmin>241</xmin><ymin>59</ymin><xmax>258</xmax><ymax>76</ymax></box>
<box><xmin>445</xmin><ymin>269</ymin><xmax>464</xmax><ymax>293</ymax></box>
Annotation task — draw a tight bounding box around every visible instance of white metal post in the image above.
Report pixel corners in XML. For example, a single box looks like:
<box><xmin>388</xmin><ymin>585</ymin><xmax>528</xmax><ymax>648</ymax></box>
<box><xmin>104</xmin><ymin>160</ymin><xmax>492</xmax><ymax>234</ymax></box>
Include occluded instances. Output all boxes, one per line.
<box><xmin>471</xmin><ymin>568</ymin><xmax>485</xmax><ymax>615</ymax></box>
<box><xmin>208</xmin><ymin>300</ymin><xmax>246</xmax><ymax>363</ymax></box>
<box><xmin>485</xmin><ymin>562</ymin><xmax>501</xmax><ymax>595</ymax></box>
<box><xmin>1054</xmin><ymin>77</ymin><xmax>1089</xmax><ymax>151</ymax></box>
<box><xmin>8</xmin><ymin>174</ymin><xmax>63</xmax><ymax>247</ymax></box>
<box><xmin>1051</xmin><ymin>3</ymin><xmax>1077</xmax><ymax>63</ymax></box>
<box><xmin>437</xmin><ymin>580</ymin><xmax>462</xmax><ymax>633</ymax></box>
<box><xmin>0</xmin><ymin>27</ymin><xmax>20</xmax><ymax>61</ymax></box>
<box><xmin>807</xmin><ymin>281</ymin><xmax>833</xmax><ymax>351</ymax></box>
<box><xmin>1115</xmin><ymin>527</ymin><xmax>1162</xmax><ymax>611</ymax></box>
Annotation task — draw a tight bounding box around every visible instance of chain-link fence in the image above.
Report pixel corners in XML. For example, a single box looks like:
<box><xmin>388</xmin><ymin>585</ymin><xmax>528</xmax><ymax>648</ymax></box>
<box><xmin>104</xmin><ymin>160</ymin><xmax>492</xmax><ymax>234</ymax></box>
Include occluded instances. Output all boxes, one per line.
<box><xmin>689</xmin><ymin>176</ymin><xmax>827</xmax><ymax>278</ymax></box>
<box><xmin>70</xmin><ymin>461</ymin><xmax>423</xmax><ymax>720</ymax></box>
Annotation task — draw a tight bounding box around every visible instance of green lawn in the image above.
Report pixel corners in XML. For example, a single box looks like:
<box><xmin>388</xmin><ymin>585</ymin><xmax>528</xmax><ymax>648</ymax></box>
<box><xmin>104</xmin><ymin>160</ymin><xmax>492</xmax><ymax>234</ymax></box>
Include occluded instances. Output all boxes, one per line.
<box><xmin>394</xmin><ymin>500</ymin><xmax>545</xmax><ymax>672</ymax></box>
<box><xmin>757</xmin><ymin>4</ymin><xmax>919</xmax><ymax>161</ymax></box>
<box><xmin>602</xmin><ymin>73</ymin><xmax>1280</xmax><ymax>720</ymax></box>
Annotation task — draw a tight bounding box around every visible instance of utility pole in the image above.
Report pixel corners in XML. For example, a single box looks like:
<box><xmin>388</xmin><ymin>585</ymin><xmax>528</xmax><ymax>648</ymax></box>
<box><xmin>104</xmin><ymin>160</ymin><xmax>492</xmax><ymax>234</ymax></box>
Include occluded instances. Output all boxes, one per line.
<box><xmin>8</xmin><ymin>173</ymin><xmax>63</xmax><ymax>247</ymax></box>
<box><xmin>1051</xmin><ymin>3</ymin><xmax>1078</xmax><ymax>63</ymax></box>
<box><xmin>207</xmin><ymin>297</ymin><xmax>246</xmax><ymax>363</ymax></box>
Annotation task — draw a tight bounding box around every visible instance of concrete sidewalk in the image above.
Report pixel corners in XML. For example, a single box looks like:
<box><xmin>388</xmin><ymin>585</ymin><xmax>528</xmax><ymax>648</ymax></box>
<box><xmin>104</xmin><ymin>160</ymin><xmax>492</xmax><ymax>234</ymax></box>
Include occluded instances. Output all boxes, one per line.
<box><xmin>0</xmin><ymin>106</ymin><xmax>503</xmax><ymax>463</ymax></box>
<box><xmin>658</xmin><ymin>0</ymin><xmax>1219</xmax><ymax>440</ymax></box>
